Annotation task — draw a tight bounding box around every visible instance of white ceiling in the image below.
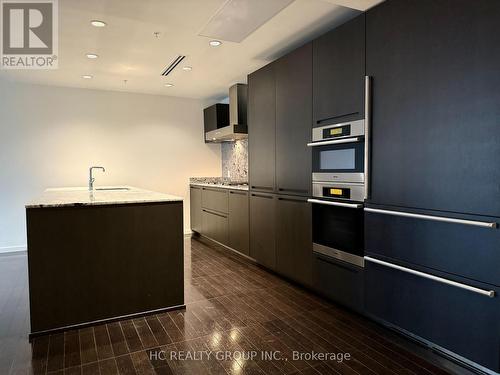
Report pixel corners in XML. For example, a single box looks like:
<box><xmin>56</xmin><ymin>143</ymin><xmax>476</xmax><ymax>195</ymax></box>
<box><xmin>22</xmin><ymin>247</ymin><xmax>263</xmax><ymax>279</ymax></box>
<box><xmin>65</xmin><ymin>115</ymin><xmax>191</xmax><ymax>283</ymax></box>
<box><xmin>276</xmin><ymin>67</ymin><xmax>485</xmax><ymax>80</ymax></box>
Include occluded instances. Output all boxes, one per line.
<box><xmin>0</xmin><ymin>0</ymin><xmax>383</xmax><ymax>100</ymax></box>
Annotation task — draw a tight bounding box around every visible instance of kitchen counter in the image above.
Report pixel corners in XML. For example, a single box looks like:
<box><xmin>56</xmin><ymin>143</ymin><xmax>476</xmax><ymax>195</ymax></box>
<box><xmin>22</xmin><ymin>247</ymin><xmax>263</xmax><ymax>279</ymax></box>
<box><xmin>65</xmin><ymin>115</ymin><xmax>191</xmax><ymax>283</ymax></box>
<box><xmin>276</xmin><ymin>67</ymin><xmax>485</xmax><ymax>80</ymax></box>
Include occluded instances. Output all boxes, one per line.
<box><xmin>26</xmin><ymin>186</ymin><xmax>183</xmax><ymax>208</ymax></box>
<box><xmin>190</xmin><ymin>182</ymin><xmax>249</xmax><ymax>191</ymax></box>
<box><xmin>26</xmin><ymin>186</ymin><xmax>184</xmax><ymax>337</ymax></box>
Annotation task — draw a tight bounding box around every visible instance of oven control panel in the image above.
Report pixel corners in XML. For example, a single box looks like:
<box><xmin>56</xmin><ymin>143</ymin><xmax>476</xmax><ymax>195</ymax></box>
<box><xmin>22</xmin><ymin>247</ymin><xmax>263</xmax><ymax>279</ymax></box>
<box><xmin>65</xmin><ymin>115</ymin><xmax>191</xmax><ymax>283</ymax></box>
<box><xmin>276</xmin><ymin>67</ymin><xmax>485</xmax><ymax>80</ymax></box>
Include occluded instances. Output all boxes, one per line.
<box><xmin>313</xmin><ymin>182</ymin><xmax>365</xmax><ymax>202</ymax></box>
<box><xmin>323</xmin><ymin>186</ymin><xmax>351</xmax><ymax>199</ymax></box>
<box><xmin>312</xmin><ymin>119</ymin><xmax>365</xmax><ymax>142</ymax></box>
<box><xmin>323</xmin><ymin>124</ymin><xmax>351</xmax><ymax>139</ymax></box>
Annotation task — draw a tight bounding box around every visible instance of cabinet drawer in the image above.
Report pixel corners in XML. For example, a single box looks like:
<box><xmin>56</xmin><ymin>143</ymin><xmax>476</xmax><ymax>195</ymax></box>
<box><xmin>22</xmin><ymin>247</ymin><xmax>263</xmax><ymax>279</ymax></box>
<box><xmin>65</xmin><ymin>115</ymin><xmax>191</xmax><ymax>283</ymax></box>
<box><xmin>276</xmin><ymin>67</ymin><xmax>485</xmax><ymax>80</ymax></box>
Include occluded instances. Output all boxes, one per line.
<box><xmin>365</xmin><ymin>258</ymin><xmax>499</xmax><ymax>372</ymax></box>
<box><xmin>313</xmin><ymin>254</ymin><xmax>364</xmax><ymax>313</ymax></box>
<box><xmin>365</xmin><ymin>207</ymin><xmax>500</xmax><ymax>286</ymax></box>
<box><xmin>201</xmin><ymin>188</ymin><xmax>228</xmax><ymax>214</ymax></box>
<box><xmin>202</xmin><ymin>209</ymin><xmax>228</xmax><ymax>245</ymax></box>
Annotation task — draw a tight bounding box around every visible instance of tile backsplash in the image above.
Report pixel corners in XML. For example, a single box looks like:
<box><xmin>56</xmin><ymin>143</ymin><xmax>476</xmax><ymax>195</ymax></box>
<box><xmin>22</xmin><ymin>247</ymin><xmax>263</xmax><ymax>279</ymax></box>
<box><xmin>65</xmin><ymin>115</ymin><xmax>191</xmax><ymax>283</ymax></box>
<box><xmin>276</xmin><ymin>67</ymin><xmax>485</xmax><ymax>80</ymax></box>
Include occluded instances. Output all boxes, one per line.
<box><xmin>221</xmin><ymin>139</ymin><xmax>248</xmax><ymax>182</ymax></box>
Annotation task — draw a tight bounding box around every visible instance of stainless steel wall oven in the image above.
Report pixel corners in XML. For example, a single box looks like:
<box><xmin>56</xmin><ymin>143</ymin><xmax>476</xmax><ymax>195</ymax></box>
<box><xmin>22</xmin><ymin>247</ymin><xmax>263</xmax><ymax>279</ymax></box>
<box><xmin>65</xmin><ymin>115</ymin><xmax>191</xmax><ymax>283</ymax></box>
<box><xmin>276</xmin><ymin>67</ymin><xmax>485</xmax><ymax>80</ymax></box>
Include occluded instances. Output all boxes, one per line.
<box><xmin>307</xmin><ymin>76</ymin><xmax>371</xmax><ymax>267</ymax></box>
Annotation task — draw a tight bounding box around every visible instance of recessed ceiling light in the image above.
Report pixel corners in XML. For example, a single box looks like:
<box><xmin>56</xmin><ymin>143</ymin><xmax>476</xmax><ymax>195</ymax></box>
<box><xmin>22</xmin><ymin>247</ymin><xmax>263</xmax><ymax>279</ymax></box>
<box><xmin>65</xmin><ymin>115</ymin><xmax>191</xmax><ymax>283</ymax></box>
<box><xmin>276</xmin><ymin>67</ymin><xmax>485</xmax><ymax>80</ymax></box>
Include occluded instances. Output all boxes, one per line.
<box><xmin>182</xmin><ymin>66</ymin><xmax>192</xmax><ymax>71</ymax></box>
<box><xmin>82</xmin><ymin>75</ymin><xmax>93</xmax><ymax>79</ymax></box>
<box><xmin>90</xmin><ymin>20</ymin><xmax>107</xmax><ymax>27</ymax></box>
<box><xmin>86</xmin><ymin>53</ymin><xmax>98</xmax><ymax>59</ymax></box>
<box><xmin>164</xmin><ymin>83</ymin><xmax>174</xmax><ymax>87</ymax></box>
<box><xmin>209</xmin><ymin>40</ymin><xmax>222</xmax><ymax>47</ymax></box>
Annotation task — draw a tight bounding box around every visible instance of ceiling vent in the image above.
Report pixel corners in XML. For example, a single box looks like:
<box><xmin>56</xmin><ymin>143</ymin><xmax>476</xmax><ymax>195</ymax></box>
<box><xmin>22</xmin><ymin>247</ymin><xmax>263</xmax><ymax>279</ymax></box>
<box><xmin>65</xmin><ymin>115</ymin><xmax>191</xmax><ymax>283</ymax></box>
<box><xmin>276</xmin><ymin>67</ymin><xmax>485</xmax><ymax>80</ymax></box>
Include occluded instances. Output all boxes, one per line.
<box><xmin>161</xmin><ymin>55</ymin><xmax>186</xmax><ymax>76</ymax></box>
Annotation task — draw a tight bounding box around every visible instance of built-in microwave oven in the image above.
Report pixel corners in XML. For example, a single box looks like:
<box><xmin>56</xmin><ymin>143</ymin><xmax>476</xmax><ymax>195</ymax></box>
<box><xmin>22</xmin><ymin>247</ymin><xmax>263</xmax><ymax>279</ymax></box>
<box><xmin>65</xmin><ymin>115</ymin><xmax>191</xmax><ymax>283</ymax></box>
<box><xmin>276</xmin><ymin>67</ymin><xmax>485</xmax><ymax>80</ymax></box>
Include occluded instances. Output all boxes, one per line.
<box><xmin>307</xmin><ymin>119</ymin><xmax>366</xmax><ymax>202</ymax></box>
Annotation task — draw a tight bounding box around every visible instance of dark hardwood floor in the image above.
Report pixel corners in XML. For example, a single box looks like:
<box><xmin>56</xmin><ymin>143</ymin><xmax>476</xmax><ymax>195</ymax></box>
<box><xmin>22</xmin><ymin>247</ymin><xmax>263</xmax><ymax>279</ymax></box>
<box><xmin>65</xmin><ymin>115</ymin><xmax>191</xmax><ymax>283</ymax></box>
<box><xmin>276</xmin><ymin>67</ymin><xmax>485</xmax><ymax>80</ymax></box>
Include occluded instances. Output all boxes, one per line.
<box><xmin>0</xmin><ymin>237</ymin><xmax>476</xmax><ymax>375</ymax></box>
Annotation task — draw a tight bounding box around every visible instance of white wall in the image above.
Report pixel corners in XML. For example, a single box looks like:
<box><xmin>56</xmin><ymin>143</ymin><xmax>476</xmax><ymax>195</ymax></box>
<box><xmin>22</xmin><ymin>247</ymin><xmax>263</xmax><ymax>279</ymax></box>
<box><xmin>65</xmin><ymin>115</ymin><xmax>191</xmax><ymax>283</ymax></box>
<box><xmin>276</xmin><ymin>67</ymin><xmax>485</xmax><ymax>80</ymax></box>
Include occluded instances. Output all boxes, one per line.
<box><xmin>0</xmin><ymin>80</ymin><xmax>221</xmax><ymax>252</ymax></box>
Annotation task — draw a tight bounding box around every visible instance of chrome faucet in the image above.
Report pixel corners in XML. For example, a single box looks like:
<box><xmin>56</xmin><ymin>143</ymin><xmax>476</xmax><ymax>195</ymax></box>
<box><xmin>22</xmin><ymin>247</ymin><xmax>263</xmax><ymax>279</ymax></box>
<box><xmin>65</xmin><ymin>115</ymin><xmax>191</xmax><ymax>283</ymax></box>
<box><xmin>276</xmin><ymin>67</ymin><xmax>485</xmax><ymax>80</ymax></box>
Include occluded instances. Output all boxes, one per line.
<box><xmin>89</xmin><ymin>166</ymin><xmax>105</xmax><ymax>191</ymax></box>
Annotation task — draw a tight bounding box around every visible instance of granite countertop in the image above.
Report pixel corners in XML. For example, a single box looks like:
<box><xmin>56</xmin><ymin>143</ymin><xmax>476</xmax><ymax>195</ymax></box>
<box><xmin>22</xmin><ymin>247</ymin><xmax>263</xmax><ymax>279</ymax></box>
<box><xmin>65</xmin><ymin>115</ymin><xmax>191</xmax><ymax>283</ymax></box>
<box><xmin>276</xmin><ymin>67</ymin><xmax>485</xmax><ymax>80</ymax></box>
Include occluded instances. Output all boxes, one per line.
<box><xmin>26</xmin><ymin>186</ymin><xmax>183</xmax><ymax>208</ymax></box>
<box><xmin>190</xmin><ymin>182</ymin><xmax>249</xmax><ymax>191</ymax></box>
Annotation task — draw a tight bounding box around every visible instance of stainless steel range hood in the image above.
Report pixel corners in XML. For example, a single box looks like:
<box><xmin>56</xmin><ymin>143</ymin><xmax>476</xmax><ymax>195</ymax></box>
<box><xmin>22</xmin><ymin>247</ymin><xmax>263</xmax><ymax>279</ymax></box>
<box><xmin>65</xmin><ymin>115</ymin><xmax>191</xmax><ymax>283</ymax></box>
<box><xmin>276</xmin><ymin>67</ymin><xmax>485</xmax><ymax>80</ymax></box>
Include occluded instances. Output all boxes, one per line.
<box><xmin>205</xmin><ymin>84</ymin><xmax>247</xmax><ymax>143</ymax></box>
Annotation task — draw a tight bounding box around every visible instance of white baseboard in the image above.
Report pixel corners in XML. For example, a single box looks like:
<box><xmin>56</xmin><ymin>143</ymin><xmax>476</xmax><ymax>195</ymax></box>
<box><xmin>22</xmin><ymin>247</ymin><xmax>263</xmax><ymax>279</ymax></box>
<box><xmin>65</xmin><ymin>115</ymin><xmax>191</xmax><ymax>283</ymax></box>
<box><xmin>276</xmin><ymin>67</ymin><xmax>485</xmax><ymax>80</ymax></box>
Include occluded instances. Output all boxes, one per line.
<box><xmin>0</xmin><ymin>245</ymin><xmax>27</xmax><ymax>254</ymax></box>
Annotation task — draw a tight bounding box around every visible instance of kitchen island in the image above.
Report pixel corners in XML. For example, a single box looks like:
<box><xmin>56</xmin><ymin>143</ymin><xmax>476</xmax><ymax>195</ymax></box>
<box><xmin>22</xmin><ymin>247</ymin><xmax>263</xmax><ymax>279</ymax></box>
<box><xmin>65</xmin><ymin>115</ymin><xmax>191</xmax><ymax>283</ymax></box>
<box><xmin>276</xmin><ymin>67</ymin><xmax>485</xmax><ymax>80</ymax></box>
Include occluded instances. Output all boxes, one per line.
<box><xmin>26</xmin><ymin>186</ymin><xmax>184</xmax><ymax>338</ymax></box>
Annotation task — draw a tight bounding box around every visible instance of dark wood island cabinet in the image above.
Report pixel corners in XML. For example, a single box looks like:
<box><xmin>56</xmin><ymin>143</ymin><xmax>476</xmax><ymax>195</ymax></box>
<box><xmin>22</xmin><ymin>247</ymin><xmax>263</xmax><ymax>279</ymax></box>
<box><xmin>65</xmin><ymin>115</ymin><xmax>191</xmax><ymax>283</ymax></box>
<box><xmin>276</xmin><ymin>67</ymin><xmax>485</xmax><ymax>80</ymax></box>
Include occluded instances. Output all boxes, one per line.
<box><xmin>26</xmin><ymin>186</ymin><xmax>185</xmax><ymax>338</ymax></box>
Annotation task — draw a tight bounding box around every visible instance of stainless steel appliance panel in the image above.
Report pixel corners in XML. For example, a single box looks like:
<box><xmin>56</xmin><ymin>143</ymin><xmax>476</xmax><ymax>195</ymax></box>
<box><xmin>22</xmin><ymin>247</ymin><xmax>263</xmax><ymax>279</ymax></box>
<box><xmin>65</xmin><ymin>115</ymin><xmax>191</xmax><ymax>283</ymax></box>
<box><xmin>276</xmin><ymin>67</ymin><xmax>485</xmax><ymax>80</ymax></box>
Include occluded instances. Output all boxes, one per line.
<box><xmin>312</xmin><ymin>119</ymin><xmax>365</xmax><ymax>142</ymax></box>
<box><xmin>314</xmin><ymin>243</ymin><xmax>365</xmax><ymax>267</ymax></box>
<box><xmin>312</xmin><ymin>181</ymin><xmax>365</xmax><ymax>201</ymax></box>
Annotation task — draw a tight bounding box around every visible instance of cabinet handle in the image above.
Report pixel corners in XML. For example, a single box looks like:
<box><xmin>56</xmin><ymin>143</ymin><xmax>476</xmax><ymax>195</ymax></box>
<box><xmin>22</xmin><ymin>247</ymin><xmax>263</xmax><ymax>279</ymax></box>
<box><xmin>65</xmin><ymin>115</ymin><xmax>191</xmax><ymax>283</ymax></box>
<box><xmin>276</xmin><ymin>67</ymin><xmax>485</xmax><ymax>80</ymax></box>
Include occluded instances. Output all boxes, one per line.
<box><xmin>364</xmin><ymin>75</ymin><xmax>372</xmax><ymax>200</ymax></box>
<box><xmin>229</xmin><ymin>191</ymin><xmax>247</xmax><ymax>195</ymax></box>
<box><xmin>364</xmin><ymin>256</ymin><xmax>495</xmax><ymax>298</ymax></box>
<box><xmin>251</xmin><ymin>185</ymin><xmax>274</xmax><ymax>190</ymax></box>
<box><xmin>307</xmin><ymin>137</ymin><xmax>362</xmax><ymax>147</ymax></box>
<box><xmin>202</xmin><ymin>209</ymin><xmax>227</xmax><ymax>218</ymax></box>
<box><xmin>364</xmin><ymin>207</ymin><xmax>497</xmax><ymax>229</ymax></box>
<box><xmin>316</xmin><ymin>112</ymin><xmax>359</xmax><ymax>126</ymax></box>
<box><xmin>307</xmin><ymin>199</ymin><xmax>362</xmax><ymax>209</ymax></box>
<box><xmin>278</xmin><ymin>188</ymin><xmax>308</xmax><ymax>194</ymax></box>
<box><xmin>251</xmin><ymin>193</ymin><xmax>273</xmax><ymax>199</ymax></box>
<box><xmin>203</xmin><ymin>188</ymin><xmax>227</xmax><ymax>193</ymax></box>
<box><xmin>278</xmin><ymin>197</ymin><xmax>307</xmax><ymax>203</ymax></box>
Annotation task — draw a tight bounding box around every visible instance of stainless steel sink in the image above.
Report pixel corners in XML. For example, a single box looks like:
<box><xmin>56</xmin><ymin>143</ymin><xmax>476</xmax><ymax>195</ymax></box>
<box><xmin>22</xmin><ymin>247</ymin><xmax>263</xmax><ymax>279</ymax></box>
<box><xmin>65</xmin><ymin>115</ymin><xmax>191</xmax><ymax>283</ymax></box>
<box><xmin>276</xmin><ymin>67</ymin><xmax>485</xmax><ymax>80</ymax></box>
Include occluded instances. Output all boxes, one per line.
<box><xmin>95</xmin><ymin>187</ymin><xmax>131</xmax><ymax>191</ymax></box>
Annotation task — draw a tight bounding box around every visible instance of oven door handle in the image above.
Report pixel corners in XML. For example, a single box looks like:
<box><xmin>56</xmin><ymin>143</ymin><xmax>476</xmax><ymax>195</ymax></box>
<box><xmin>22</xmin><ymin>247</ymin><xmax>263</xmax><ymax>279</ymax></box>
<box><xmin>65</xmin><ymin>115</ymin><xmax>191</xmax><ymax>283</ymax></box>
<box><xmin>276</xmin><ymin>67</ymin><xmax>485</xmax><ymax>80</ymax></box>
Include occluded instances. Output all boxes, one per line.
<box><xmin>306</xmin><ymin>137</ymin><xmax>362</xmax><ymax>147</ymax></box>
<box><xmin>307</xmin><ymin>199</ymin><xmax>363</xmax><ymax>209</ymax></box>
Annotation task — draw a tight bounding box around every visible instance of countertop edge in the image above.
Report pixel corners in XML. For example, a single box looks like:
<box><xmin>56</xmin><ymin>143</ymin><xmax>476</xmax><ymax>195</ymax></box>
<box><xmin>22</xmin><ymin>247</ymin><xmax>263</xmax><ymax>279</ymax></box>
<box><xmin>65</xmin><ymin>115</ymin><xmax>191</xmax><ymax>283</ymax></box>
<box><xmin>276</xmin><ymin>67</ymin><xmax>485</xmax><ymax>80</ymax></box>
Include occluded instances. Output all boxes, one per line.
<box><xmin>26</xmin><ymin>198</ymin><xmax>183</xmax><ymax>209</ymax></box>
<box><xmin>26</xmin><ymin>186</ymin><xmax>183</xmax><ymax>209</ymax></box>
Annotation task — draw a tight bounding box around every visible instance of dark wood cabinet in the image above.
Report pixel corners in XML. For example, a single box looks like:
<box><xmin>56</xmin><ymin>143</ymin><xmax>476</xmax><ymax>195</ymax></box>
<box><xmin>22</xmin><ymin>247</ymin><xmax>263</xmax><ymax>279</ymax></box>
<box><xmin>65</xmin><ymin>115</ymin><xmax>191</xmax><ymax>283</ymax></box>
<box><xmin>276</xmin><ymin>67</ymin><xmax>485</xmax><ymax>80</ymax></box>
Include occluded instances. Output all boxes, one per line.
<box><xmin>313</xmin><ymin>14</ymin><xmax>365</xmax><ymax>126</ymax></box>
<box><xmin>190</xmin><ymin>186</ymin><xmax>202</xmax><ymax>233</ymax></box>
<box><xmin>27</xmin><ymin>202</ymin><xmax>184</xmax><ymax>335</ymax></box>
<box><xmin>276</xmin><ymin>195</ymin><xmax>312</xmax><ymax>286</ymax></box>
<box><xmin>203</xmin><ymin>103</ymin><xmax>229</xmax><ymax>133</ymax></box>
<box><xmin>248</xmin><ymin>63</ymin><xmax>276</xmax><ymax>192</ymax></box>
<box><xmin>365</xmin><ymin>259</ymin><xmax>500</xmax><ymax>373</ymax></box>
<box><xmin>190</xmin><ymin>185</ymin><xmax>249</xmax><ymax>255</ymax></box>
<box><xmin>249</xmin><ymin>193</ymin><xmax>276</xmax><ymax>269</ymax></box>
<box><xmin>228</xmin><ymin>190</ymin><xmax>249</xmax><ymax>255</ymax></box>
<box><xmin>366</xmin><ymin>0</ymin><xmax>500</xmax><ymax>217</ymax></box>
<box><xmin>201</xmin><ymin>209</ymin><xmax>228</xmax><ymax>245</ymax></box>
<box><xmin>201</xmin><ymin>187</ymin><xmax>228</xmax><ymax>214</ymax></box>
<box><xmin>275</xmin><ymin>43</ymin><xmax>312</xmax><ymax>196</ymax></box>
<box><xmin>365</xmin><ymin>207</ymin><xmax>500</xmax><ymax>287</ymax></box>
<box><xmin>313</xmin><ymin>254</ymin><xmax>364</xmax><ymax>313</ymax></box>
